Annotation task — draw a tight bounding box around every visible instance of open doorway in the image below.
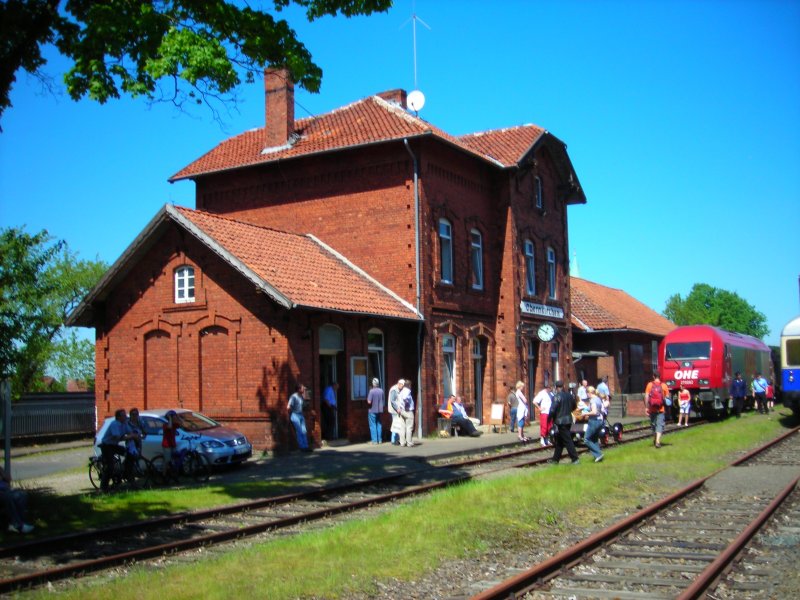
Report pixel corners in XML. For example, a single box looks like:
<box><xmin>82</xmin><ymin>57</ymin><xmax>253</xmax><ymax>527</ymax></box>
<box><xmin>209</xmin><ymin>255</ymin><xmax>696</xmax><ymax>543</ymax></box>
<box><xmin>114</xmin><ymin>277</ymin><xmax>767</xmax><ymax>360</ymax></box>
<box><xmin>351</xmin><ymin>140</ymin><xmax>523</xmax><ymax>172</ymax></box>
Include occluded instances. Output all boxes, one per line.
<box><xmin>319</xmin><ymin>324</ymin><xmax>345</xmax><ymax>441</ymax></box>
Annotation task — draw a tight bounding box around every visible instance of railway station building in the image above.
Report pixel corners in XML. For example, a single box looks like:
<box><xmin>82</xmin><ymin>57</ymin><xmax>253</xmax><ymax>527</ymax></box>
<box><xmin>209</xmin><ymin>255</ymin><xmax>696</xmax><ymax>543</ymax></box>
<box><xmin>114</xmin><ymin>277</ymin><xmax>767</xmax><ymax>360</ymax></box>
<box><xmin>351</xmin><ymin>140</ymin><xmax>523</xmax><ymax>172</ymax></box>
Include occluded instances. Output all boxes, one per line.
<box><xmin>570</xmin><ymin>276</ymin><xmax>675</xmax><ymax>399</ymax></box>
<box><xmin>68</xmin><ymin>70</ymin><xmax>586</xmax><ymax>450</ymax></box>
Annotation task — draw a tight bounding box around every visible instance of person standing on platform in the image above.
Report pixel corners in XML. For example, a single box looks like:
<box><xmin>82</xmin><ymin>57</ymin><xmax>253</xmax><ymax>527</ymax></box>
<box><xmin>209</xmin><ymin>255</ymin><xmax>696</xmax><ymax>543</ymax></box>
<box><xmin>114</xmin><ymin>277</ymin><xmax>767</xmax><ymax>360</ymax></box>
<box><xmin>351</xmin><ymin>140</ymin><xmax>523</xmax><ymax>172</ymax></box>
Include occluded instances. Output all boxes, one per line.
<box><xmin>366</xmin><ymin>378</ymin><xmax>384</xmax><ymax>444</ymax></box>
<box><xmin>288</xmin><ymin>383</ymin><xmax>310</xmax><ymax>452</ymax></box>
<box><xmin>730</xmin><ymin>371</ymin><xmax>747</xmax><ymax>418</ymax></box>
<box><xmin>676</xmin><ymin>382</ymin><xmax>691</xmax><ymax>426</ymax></box>
<box><xmin>514</xmin><ymin>381</ymin><xmax>530</xmax><ymax>443</ymax></box>
<box><xmin>548</xmin><ymin>381</ymin><xmax>580</xmax><ymax>464</ymax></box>
<box><xmin>322</xmin><ymin>382</ymin><xmax>339</xmax><ymax>439</ymax></box>
<box><xmin>532</xmin><ymin>384</ymin><xmax>554</xmax><ymax>446</ymax></box>
<box><xmin>388</xmin><ymin>378</ymin><xmax>405</xmax><ymax>445</ymax></box>
<box><xmin>576</xmin><ymin>379</ymin><xmax>589</xmax><ymax>403</ymax></box>
<box><xmin>752</xmin><ymin>372</ymin><xmax>769</xmax><ymax>414</ymax></box>
<box><xmin>397</xmin><ymin>382</ymin><xmax>415</xmax><ymax>447</ymax></box>
<box><xmin>507</xmin><ymin>385</ymin><xmax>519</xmax><ymax>433</ymax></box>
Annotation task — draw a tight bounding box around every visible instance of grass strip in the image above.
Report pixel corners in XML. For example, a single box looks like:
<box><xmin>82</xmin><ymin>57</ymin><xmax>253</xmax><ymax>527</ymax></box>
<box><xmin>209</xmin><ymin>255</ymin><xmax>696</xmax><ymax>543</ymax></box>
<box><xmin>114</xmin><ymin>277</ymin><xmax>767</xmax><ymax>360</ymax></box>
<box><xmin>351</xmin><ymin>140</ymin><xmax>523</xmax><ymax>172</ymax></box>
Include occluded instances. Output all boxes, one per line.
<box><xmin>20</xmin><ymin>412</ymin><xmax>790</xmax><ymax>599</ymax></box>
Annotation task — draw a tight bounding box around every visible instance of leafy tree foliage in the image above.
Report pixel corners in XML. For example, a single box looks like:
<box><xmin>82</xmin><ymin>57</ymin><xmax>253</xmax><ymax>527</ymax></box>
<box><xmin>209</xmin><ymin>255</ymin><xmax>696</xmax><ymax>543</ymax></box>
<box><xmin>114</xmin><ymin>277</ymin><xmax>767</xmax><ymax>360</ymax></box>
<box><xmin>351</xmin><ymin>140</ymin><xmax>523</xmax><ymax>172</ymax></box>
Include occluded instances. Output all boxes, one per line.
<box><xmin>663</xmin><ymin>283</ymin><xmax>769</xmax><ymax>339</ymax></box>
<box><xmin>0</xmin><ymin>0</ymin><xmax>391</xmax><ymax>123</ymax></box>
<box><xmin>0</xmin><ymin>227</ymin><xmax>106</xmax><ymax>398</ymax></box>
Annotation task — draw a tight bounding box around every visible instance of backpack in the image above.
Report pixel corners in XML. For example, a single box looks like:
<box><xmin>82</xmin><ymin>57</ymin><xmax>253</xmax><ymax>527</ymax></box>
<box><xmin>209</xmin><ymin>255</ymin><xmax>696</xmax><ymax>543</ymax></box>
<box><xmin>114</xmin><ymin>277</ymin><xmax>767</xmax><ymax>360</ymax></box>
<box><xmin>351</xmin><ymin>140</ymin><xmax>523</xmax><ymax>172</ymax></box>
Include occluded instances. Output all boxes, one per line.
<box><xmin>648</xmin><ymin>384</ymin><xmax>664</xmax><ymax>411</ymax></box>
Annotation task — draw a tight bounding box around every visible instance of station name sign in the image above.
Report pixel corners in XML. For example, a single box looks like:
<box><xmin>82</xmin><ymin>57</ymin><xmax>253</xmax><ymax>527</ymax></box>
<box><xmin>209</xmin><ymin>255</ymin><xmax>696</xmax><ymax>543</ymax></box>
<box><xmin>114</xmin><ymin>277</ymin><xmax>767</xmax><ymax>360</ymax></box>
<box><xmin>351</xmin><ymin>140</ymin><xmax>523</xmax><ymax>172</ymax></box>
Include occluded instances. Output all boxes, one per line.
<box><xmin>520</xmin><ymin>301</ymin><xmax>564</xmax><ymax>320</ymax></box>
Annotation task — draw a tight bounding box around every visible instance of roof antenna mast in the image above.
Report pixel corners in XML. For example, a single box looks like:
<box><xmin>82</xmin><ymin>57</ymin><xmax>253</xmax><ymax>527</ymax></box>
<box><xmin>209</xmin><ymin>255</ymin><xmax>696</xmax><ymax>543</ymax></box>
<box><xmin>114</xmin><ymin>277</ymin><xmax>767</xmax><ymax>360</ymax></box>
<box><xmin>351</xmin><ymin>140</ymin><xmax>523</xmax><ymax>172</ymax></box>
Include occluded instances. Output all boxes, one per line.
<box><xmin>402</xmin><ymin>2</ymin><xmax>430</xmax><ymax>114</ymax></box>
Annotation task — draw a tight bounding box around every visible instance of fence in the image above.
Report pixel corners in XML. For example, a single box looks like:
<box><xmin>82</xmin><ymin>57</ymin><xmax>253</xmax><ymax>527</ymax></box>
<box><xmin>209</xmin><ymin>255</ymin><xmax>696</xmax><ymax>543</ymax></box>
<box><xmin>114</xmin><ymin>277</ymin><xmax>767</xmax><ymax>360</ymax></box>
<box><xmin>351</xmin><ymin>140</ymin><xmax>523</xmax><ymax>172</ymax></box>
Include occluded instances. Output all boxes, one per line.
<box><xmin>2</xmin><ymin>392</ymin><xmax>96</xmax><ymax>439</ymax></box>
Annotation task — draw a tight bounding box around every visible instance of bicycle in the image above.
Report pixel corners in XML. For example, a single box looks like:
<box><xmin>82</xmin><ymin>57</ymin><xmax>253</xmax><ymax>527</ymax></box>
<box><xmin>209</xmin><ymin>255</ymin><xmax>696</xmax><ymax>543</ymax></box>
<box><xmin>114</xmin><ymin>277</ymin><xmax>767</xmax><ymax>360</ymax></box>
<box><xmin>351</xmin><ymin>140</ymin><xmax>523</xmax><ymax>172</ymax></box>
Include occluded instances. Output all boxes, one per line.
<box><xmin>150</xmin><ymin>434</ymin><xmax>211</xmax><ymax>485</ymax></box>
<box><xmin>88</xmin><ymin>450</ymin><xmax>154</xmax><ymax>490</ymax></box>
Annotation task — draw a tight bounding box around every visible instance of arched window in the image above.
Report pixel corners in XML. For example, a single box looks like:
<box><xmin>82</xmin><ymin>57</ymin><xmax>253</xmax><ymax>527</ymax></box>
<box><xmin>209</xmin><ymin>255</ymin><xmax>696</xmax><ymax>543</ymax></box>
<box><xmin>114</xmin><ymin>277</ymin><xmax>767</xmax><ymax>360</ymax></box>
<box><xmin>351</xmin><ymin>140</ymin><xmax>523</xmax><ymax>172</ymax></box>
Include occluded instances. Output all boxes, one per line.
<box><xmin>441</xmin><ymin>334</ymin><xmax>456</xmax><ymax>398</ymax></box>
<box><xmin>470</xmin><ymin>229</ymin><xmax>483</xmax><ymax>290</ymax></box>
<box><xmin>174</xmin><ymin>266</ymin><xmax>195</xmax><ymax>304</ymax></box>
<box><xmin>438</xmin><ymin>219</ymin><xmax>453</xmax><ymax>284</ymax></box>
<box><xmin>523</xmin><ymin>239</ymin><xmax>536</xmax><ymax>295</ymax></box>
<box><xmin>546</xmin><ymin>247</ymin><xmax>557</xmax><ymax>300</ymax></box>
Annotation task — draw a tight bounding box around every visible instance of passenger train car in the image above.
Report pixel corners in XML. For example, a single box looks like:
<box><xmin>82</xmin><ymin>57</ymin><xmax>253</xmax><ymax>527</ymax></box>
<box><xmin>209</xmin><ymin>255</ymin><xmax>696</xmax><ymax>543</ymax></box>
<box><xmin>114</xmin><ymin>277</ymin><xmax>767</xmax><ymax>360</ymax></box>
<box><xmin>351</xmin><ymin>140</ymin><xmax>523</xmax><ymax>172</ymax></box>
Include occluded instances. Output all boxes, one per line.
<box><xmin>658</xmin><ymin>325</ymin><xmax>773</xmax><ymax>418</ymax></box>
<box><xmin>780</xmin><ymin>315</ymin><xmax>800</xmax><ymax>417</ymax></box>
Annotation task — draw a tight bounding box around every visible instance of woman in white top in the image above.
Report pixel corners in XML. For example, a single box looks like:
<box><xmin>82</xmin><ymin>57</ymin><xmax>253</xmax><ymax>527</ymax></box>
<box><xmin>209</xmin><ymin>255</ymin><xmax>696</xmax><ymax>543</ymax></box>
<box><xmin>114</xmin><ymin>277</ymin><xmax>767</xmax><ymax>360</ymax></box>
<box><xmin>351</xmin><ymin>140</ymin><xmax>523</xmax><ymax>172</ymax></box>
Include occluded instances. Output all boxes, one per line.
<box><xmin>514</xmin><ymin>381</ymin><xmax>530</xmax><ymax>443</ymax></box>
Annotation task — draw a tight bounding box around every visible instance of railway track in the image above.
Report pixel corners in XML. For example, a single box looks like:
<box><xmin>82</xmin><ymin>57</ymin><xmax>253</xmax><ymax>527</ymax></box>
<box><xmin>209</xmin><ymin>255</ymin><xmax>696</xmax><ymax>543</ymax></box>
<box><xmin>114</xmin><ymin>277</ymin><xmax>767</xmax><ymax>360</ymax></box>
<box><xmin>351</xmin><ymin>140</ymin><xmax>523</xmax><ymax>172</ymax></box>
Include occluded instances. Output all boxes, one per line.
<box><xmin>472</xmin><ymin>426</ymin><xmax>800</xmax><ymax>600</ymax></box>
<box><xmin>0</xmin><ymin>420</ymin><xmax>690</xmax><ymax>593</ymax></box>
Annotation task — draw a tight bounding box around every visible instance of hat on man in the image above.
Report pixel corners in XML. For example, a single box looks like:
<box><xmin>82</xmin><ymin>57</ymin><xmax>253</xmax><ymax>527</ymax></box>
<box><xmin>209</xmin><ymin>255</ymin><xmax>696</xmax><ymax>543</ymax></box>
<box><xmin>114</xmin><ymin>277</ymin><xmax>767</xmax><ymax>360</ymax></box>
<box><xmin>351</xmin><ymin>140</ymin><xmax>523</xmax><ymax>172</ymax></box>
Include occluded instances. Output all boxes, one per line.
<box><xmin>554</xmin><ymin>380</ymin><xmax>564</xmax><ymax>388</ymax></box>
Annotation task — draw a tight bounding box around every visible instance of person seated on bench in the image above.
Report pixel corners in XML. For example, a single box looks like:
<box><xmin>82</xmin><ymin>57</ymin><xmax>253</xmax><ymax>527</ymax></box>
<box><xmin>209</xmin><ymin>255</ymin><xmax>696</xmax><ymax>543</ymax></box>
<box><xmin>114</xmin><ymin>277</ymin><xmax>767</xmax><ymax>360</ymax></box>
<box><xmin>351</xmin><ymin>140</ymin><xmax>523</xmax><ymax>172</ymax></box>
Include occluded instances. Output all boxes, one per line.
<box><xmin>449</xmin><ymin>396</ymin><xmax>482</xmax><ymax>437</ymax></box>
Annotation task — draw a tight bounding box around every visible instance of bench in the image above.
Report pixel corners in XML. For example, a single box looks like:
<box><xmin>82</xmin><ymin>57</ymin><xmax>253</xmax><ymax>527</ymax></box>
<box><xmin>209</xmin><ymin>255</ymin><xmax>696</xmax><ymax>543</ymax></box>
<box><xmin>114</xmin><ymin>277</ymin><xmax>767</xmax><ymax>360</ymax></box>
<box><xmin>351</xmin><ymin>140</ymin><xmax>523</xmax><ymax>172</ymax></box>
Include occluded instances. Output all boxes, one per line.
<box><xmin>437</xmin><ymin>417</ymin><xmax>461</xmax><ymax>437</ymax></box>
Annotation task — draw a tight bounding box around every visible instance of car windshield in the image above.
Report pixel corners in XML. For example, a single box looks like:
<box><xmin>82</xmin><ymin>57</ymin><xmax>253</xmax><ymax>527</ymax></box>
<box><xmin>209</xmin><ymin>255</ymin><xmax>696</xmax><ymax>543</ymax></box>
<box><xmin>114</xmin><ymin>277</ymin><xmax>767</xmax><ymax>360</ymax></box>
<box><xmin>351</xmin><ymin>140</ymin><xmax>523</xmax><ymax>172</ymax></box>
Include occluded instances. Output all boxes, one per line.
<box><xmin>665</xmin><ymin>342</ymin><xmax>711</xmax><ymax>360</ymax></box>
<box><xmin>177</xmin><ymin>411</ymin><xmax>219</xmax><ymax>431</ymax></box>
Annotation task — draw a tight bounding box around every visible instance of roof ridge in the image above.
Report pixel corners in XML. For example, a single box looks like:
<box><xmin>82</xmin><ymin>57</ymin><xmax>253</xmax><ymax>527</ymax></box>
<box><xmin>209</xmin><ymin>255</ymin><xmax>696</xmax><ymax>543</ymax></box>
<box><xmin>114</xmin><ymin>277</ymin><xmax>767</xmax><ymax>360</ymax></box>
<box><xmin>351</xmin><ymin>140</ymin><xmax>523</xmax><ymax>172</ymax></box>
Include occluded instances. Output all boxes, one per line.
<box><xmin>571</xmin><ymin>276</ymin><xmax>624</xmax><ymax>294</ymax></box>
<box><xmin>175</xmin><ymin>205</ymin><xmax>309</xmax><ymax>240</ymax></box>
<box><xmin>459</xmin><ymin>123</ymin><xmax>544</xmax><ymax>138</ymax></box>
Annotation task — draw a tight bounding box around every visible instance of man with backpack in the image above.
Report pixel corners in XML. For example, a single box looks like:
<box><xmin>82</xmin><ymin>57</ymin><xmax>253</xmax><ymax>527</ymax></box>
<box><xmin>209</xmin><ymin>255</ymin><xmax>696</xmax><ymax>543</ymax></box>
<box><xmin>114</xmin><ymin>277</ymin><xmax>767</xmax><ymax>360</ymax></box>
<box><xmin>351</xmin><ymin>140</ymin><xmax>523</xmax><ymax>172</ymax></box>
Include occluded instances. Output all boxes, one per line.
<box><xmin>644</xmin><ymin>376</ymin><xmax>669</xmax><ymax>448</ymax></box>
<box><xmin>547</xmin><ymin>381</ymin><xmax>580</xmax><ymax>464</ymax></box>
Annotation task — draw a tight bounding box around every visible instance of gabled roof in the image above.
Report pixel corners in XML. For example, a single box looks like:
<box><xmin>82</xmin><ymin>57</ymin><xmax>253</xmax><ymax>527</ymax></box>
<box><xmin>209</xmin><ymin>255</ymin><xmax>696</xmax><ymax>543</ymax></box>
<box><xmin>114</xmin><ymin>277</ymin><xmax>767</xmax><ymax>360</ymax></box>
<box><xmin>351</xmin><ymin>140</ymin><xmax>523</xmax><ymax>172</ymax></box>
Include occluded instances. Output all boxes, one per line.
<box><xmin>169</xmin><ymin>93</ymin><xmax>561</xmax><ymax>183</ymax></box>
<box><xmin>570</xmin><ymin>277</ymin><xmax>675</xmax><ymax>336</ymax></box>
<box><xmin>67</xmin><ymin>205</ymin><xmax>422</xmax><ymax>327</ymax></box>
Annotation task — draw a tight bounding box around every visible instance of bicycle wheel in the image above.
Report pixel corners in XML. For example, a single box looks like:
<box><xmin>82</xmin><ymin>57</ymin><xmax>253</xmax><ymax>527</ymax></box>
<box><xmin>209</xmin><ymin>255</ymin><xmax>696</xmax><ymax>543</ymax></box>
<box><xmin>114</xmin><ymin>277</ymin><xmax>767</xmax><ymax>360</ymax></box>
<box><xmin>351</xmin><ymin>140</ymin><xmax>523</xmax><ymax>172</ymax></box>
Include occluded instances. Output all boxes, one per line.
<box><xmin>149</xmin><ymin>454</ymin><xmax>169</xmax><ymax>485</ymax></box>
<box><xmin>88</xmin><ymin>458</ymin><xmax>103</xmax><ymax>490</ymax></box>
<box><xmin>130</xmin><ymin>455</ymin><xmax>153</xmax><ymax>487</ymax></box>
<box><xmin>185</xmin><ymin>451</ymin><xmax>211</xmax><ymax>483</ymax></box>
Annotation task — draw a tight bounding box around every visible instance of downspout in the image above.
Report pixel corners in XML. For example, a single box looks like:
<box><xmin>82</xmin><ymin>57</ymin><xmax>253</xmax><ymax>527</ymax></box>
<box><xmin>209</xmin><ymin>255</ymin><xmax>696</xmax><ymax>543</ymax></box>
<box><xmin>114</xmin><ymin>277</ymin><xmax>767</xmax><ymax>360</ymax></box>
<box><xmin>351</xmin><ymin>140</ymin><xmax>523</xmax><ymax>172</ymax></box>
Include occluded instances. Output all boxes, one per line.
<box><xmin>404</xmin><ymin>138</ymin><xmax>424</xmax><ymax>439</ymax></box>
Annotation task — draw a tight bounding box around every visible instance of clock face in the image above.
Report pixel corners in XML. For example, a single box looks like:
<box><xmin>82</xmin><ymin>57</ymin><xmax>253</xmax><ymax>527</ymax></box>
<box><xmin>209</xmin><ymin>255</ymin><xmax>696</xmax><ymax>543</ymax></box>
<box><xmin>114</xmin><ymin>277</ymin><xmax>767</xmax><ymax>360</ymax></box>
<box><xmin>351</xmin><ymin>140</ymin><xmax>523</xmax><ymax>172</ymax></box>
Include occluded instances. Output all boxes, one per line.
<box><xmin>538</xmin><ymin>323</ymin><xmax>556</xmax><ymax>342</ymax></box>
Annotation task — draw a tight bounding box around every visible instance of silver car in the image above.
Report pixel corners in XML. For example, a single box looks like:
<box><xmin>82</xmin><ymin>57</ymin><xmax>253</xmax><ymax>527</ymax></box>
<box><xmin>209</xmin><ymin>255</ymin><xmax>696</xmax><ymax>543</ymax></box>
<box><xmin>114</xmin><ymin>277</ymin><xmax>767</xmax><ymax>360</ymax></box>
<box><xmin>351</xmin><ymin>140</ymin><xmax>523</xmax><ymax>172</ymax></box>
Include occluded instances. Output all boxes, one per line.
<box><xmin>94</xmin><ymin>409</ymin><xmax>253</xmax><ymax>466</ymax></box>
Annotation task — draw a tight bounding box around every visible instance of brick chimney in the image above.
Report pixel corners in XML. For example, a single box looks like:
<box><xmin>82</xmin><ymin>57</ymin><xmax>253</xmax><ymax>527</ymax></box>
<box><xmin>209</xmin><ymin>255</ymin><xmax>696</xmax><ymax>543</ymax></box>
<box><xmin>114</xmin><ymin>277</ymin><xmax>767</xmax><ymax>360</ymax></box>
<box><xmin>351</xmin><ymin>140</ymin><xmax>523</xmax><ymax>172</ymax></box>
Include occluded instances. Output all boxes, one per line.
<box><xmin>264</xmin><ymin>68</ymin><xmax>294</xmax><ymax>148</ymax></box>
<box><xmin>377</xmin><ymin>89</ymin><xmax>408</xmax><ymax>108</ymax></box>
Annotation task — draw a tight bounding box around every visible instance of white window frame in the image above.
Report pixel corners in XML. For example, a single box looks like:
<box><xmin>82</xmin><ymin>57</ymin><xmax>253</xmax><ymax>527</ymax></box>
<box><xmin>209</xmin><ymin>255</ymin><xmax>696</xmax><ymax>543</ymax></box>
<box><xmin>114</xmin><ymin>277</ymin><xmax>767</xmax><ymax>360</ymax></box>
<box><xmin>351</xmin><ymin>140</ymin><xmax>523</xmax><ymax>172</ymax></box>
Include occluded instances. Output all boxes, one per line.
<box><xmin>174</xmin><ymin>266</ymin><xmax>195</xmax><ymax>304</ymax></box>
<box><xmin>470</xmin><ymin>229</ymin><xmax>484</xmax><ymax>290</ymax></box>
<box><xmin>439</xmin><ymin>219</ymin><xmax>453</xmax><ymax>284</ymax></box>
<box><xmin>367</xmin><ymin>328</ymin><xmax>385</xmax><ymax>389</ymax></box>
<box><xmin>442</xmin><ymin>334</ymin><xmax>456</xmax><ymax>398</ymax></box>
<box><xmin>524</xmin><ymin>239</ymin><xmax>536</xmax><ymax>295</ymax></box>
<box><xmin>546</xmin><ymin>247</ymin><xmax>557</xmax><ymax>299</ymax></box>
<box><xmin>534</xmin><ymin>176</ymin><xmax>543</xmax><ymax>210</ymax></box>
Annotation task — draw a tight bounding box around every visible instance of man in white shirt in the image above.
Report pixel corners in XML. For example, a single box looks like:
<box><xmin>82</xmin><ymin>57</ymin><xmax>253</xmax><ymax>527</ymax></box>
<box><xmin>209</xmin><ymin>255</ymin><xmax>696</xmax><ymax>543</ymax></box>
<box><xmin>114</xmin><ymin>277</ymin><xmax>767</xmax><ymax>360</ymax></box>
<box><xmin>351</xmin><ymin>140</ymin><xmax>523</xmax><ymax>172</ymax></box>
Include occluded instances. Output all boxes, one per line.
<box><xmin>532</xmin><ymin>385</ymin><xmax>554</xmax><ymax>446</ymax></box>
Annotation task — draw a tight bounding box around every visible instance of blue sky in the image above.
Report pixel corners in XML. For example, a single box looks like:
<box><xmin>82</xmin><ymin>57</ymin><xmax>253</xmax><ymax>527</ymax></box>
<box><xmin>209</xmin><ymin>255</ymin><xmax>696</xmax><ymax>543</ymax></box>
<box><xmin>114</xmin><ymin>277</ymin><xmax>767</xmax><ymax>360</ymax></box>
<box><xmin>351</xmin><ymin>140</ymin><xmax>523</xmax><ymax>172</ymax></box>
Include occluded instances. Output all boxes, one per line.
<box><xmin>1</xmin><ymin>0</ymin><xmax>798</xmax><ymax>346</ymax></box>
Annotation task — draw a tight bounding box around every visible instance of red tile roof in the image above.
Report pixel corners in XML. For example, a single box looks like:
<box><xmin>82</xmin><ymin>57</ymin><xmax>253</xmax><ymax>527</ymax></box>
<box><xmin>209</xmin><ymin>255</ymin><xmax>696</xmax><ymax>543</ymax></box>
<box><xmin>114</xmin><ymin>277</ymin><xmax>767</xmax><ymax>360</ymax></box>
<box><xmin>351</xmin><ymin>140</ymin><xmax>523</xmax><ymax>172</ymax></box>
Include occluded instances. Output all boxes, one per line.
<box><xmin>173</xmin><ymin>206</ymin><xmax>420</xmax><ymax>321</ymax></box>
<box><xmin>170</xmin><ymin>94</ymin><xmax>547</xmax><ymax>181</ymax></box>
<box><xmin>570</xmin><ymin>277</ymin><xmax>675</xmax><ymax>336</ymax></box>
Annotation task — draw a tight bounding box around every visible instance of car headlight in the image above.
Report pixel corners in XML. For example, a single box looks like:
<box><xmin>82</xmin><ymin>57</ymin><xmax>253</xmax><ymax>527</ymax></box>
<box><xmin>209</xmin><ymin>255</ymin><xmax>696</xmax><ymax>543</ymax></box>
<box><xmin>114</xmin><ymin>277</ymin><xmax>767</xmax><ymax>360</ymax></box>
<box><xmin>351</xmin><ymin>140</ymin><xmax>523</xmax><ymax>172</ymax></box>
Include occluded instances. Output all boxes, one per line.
<box><xmin>201</xmin><ymin>440</ymin><xmax>224</xmax><ymax>450</ymax></box>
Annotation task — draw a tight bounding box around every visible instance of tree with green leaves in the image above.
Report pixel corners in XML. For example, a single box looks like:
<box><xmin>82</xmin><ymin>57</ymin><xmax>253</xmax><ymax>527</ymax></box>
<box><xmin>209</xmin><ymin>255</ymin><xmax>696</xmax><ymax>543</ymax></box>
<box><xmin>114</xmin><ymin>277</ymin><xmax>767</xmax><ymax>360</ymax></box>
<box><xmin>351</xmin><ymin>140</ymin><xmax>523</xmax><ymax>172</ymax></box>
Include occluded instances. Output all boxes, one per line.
<box><xmin>0</xmin><ymin>0</ymin><xmax>391</xmax><ymax>124</ymax></box>
<box><xmin>0</xmin><ymin>227</ymin><xmax>107</xmax><ymax>398</ymax></box>
<box><xmin>663</xmin><ymin>283</ymin><xmax>769</xmax><ymax>339</ymax></box>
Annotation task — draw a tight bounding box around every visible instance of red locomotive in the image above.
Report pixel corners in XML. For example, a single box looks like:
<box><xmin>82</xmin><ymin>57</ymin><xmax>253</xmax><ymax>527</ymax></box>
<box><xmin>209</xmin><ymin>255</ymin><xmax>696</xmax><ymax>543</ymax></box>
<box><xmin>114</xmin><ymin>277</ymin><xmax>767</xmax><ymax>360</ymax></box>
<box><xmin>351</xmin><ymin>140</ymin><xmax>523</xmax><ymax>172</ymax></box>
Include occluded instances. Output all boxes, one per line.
<box><xmin>658</xmin><ymin>325</ymin><xmax>773</xmax><ymax>418</ymax></box>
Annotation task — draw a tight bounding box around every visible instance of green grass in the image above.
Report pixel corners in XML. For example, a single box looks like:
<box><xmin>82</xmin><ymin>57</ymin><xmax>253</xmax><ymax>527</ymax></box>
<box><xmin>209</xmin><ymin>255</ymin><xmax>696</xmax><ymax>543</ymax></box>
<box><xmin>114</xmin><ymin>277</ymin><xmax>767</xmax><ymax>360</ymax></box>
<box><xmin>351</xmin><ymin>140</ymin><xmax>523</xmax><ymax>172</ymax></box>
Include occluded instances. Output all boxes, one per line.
<box><xmin>18</xmin><ymin>412</ymin><xmax>793</xmax><ymax>599</ymax></box>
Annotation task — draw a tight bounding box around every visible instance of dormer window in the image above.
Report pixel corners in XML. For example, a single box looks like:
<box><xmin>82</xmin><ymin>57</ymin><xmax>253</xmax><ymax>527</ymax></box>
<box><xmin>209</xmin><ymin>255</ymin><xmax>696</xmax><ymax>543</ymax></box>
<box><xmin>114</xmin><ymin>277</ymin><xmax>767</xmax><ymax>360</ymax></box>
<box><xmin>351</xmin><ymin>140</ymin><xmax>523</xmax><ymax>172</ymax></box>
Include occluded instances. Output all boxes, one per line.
<box><xmin>175</xmin><ymin>266</ymin><xmax>195</xmax><ymax>304</ymax></box>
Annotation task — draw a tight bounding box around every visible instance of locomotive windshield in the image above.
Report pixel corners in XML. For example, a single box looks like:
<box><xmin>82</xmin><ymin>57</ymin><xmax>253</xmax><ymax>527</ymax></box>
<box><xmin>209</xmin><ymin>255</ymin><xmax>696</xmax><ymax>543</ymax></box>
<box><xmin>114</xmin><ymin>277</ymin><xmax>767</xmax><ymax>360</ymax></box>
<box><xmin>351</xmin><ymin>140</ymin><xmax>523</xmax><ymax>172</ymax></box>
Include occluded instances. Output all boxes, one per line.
<box><xmin>665</xmin><ymin>342</ymin><xmax>711</xmax><ymax>360</ymax></box>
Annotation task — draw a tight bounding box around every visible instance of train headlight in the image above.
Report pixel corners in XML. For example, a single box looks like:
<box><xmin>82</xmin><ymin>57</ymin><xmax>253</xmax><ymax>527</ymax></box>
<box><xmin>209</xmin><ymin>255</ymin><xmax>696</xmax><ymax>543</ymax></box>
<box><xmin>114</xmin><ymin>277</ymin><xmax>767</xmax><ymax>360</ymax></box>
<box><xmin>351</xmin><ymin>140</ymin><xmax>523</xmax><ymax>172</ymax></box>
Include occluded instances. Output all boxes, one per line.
<box><xmin>666</xmin><ymin>380</ymin><xmax>675</xmax><ymax>387</ymax></box>
<box><xmin>789</xmin><ymin>372</ymin><xmax>795</xmax><ymax>383</ymax></box>
<box><xmin>700</xmin><ymin>379</ymin><xmax>709</xmax><ymax>386</ymax></box>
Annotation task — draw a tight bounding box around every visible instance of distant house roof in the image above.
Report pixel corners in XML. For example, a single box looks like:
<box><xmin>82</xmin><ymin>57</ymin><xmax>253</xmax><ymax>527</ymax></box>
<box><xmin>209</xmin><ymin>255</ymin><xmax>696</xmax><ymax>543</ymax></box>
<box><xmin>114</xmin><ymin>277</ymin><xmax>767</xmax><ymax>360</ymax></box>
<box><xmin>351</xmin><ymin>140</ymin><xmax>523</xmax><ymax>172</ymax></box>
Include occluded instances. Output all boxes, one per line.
<box><xmin>67</xmin><ymin>205</ymin><xmax>422</xmax><ymax>327</ymax></box>
<box><xmin>570</xmin><ymin>277</ymin><xmax>675</xmax><ymax>336</ymax></box>
<box><xmin>169</xmin><ymin>94</ymin><xmax>585</xmax><ymax>204</ymax></box>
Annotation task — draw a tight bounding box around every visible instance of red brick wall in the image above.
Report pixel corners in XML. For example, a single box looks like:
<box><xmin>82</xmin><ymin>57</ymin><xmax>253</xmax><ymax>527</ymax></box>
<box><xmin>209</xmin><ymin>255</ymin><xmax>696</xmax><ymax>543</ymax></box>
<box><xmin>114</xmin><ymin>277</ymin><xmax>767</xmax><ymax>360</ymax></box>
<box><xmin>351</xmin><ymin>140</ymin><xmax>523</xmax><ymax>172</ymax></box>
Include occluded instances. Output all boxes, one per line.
<box><xmin>95</xmin><ymin>224</ymin><xmax>418</xmax><ymax>450</ymax></box>
<box><xmin>179</xmin><ymin>137</ymin><xmax>575</xmax><ymax>437</ymax></box>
